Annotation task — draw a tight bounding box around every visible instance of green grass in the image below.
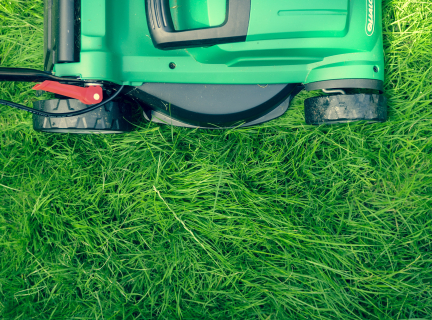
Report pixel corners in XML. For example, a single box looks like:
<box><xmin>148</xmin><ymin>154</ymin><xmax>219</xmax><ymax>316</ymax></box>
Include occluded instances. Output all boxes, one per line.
<box><xmin>1</xmin><ymin>1</ymin><xmax>432</xmax><ymax>319</ymax></box>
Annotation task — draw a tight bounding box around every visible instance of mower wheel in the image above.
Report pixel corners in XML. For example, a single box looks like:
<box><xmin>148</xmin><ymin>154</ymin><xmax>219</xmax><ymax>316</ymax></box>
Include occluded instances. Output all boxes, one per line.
<box><xmin>304</xmin><ymin>93</ymin><xmax>387</xmax><ymax>125</ymax></box>
<box><xmin>33</xmin><ymin>99</ymin><xmax>133</xmax><ymax>134</ymax></box>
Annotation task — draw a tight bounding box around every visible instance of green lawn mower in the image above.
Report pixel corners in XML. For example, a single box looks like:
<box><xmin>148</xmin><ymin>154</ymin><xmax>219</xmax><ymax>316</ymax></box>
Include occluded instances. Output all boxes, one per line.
<box><xmin>0</xmin><ymin>0</ymin><xmax>387</xmax><ymax>133</ymax></box>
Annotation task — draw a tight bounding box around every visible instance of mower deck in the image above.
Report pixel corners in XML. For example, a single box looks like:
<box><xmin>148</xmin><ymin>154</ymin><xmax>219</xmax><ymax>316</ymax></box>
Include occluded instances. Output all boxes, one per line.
<box><xmin>1</xmin><ymin>0</ymin><xmax>387</xmax><ymax>131</ymax></box>
<box><xmin>48</xmin><ymin>0</ymin><xmax>384</xmax><ymax>86</ymax></box>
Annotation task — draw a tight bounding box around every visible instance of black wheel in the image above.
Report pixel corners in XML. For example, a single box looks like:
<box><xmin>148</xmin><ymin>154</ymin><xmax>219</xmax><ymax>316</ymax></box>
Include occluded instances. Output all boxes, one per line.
<box><xmin>304</xmin><ymin>93</ymin><xmax>387</xmax><ymax>125</ymax></box>
<box><xmin>33</xmin><ymin>99</ymin><xmax>133</xmax><ymax>134</ymax></box>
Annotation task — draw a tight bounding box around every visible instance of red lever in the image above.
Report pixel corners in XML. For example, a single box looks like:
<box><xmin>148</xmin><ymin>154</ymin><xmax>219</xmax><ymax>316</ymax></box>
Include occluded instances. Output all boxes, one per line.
<box><xmin>33</xmin><ymin>81</ymin><xmax>103</xmax><ymax>105</ymax></box>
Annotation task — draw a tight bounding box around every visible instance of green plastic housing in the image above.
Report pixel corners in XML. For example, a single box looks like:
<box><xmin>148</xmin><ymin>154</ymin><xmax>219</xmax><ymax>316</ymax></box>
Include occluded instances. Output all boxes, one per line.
<box><xmin>54</xmin><ymin>0</ymin><xmax>384</xmax><ymax>86</ymax></box>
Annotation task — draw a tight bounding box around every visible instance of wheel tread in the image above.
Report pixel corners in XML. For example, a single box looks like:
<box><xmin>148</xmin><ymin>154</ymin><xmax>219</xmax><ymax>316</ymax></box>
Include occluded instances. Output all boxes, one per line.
<box><xmin>33</xmin><ymin>99</ymin><xmax>132</xmax><ymax>134</ymax></box>
<box><xmin>305</xmin><ymin>93</ymin><xmax>387</xmax><ymax>125</ymax></box>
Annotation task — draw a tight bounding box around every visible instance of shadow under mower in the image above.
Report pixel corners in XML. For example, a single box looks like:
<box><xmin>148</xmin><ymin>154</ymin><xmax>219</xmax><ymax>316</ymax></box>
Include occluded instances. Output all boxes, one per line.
<box><xmin>0</xmin><ymin>0</ymin><xmax>387</xmax><ymax>133</ymax></box>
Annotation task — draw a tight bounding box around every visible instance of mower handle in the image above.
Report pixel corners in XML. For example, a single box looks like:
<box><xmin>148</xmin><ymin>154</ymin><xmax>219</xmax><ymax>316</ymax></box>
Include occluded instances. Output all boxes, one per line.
<box><xmin>145</xmin><ymin>0</ymin><xmax>251</xmax><ymax>50</ymax></box>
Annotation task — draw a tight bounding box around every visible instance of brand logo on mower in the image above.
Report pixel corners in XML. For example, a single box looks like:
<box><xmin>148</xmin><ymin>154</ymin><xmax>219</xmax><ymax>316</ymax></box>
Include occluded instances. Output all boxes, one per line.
<box><xmin>366</xmin><ymin>0</ymin><xmax>375</xmax><ymax>36</ymax></box>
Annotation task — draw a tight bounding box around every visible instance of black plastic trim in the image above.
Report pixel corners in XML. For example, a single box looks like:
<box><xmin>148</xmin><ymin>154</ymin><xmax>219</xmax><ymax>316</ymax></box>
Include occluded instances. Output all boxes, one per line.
<box><xmin>148</xmin><ymin>85</ymin><xmax>304</xmax><ymax>129</ymax></box>
<box><xmin>44</xmin><ymin>0</ymin><xmax>54</xmax><ymax>71</ymax></box>
<box><xmin>145</xmin><ymin>0</ymin><xmax>251</xmax><ymax>50</ymax></box>
<box><xmin>44</xmin><ymin>0</ymin><xmax>80</xmax><ymax>71</ymax></box>
<box><xmin>125</xmin><ymin>83</ymin><xmax>301</xmax><ymax>128</ymax></box>
<box><xmin>57</xmin><ymin>0</ymin><xmax>75</xmax><ymax>62</ymax></box>
<box><xmin>74</xmin><ymin>0</ymin><xmax>81</xmax><ymax>63</ymax></box>
<box><xmin>305</xmin><ymin>79</ymin><xmax>384</xmax><ymax>93</ymax></box>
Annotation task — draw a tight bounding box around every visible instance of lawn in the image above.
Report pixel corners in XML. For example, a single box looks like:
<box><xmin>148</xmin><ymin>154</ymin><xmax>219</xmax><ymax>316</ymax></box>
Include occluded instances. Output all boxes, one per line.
<box><xmin>1</xmin><ymin>1</ymin><xmax>432</xmax><ymax>319</ymax></box>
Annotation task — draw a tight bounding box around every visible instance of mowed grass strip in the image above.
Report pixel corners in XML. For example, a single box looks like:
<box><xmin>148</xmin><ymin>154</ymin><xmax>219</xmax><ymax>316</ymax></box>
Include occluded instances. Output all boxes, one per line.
<box><xmin>1</xmin><ymin>0</ymin><xmax>432</xmax><ymax>319</ymax></box>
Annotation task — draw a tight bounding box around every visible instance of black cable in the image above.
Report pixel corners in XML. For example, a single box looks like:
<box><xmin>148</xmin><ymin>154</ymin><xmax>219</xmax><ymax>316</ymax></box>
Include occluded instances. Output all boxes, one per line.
<box><xmin>0</xmin><ymin>85</ymin><xmax>125</xmax><ymax>118</ymax></box>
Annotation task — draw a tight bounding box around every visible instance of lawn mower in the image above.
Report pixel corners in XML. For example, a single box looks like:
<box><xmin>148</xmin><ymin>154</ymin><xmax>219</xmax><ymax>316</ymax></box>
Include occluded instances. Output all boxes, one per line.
<box><xmin>0</xmin><ymin>0</ymin><xmax>387</xmax><ymax>133</ymax></box>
